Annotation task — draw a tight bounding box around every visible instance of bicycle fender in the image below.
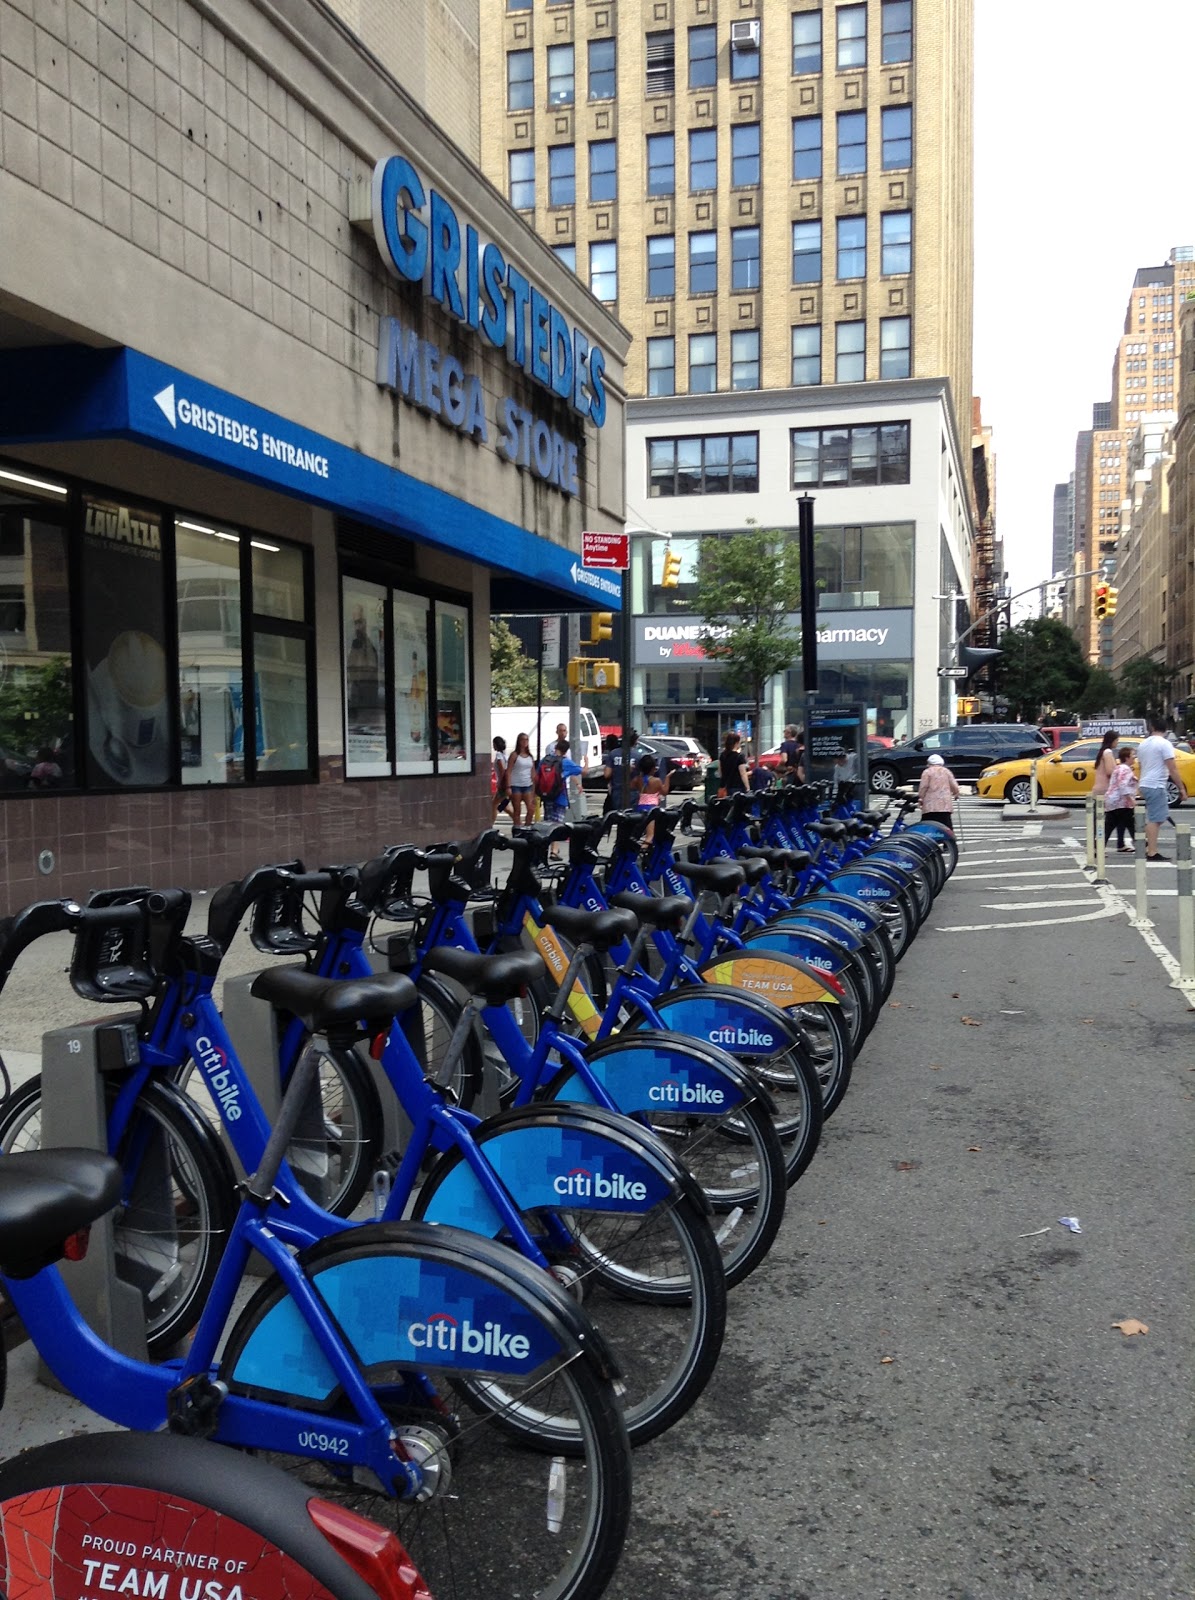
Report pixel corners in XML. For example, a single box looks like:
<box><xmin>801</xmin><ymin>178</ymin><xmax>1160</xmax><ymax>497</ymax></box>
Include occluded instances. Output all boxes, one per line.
<box><xmin>742</xmin><ymin>926</ymin><xmax>853</xmax><ymax>978</ymax></box>
<box><xmin>415</xmin><ymin>1101</ymin><xmax>708</xmax><ymax>1238</ymax></box>
<box><xmin>627</xmin><ymin>984</ymin><xmax>799</xmax><ymax>1067</ymax></box>
<box><xmin>798</xmin><ymin>893</ymin><xmax>883</xmax><ymax>935</ymax></box>
<box><xmin>697</xmin><ymin>949</ymin><xmax>840</xmax><ymax>1008</ymax></box>
<box><xmin>766</xmin><ymin>908</ymin><xmax>866</xmax><ymax>952</ymax></box>
<box><xmin>828</xmin><ymin>868</ymin><xmax>905</xmax><ymax>903</ymax></box>
<box><xmin>551</xmin><ymin>1029</ymin><xmax>775</xmax><ymax>1116</ymax></box>
<box><xmin>221</xmin><ymin>1219</ymin><xmax>619</xmax><ymax>1407</ymax></box>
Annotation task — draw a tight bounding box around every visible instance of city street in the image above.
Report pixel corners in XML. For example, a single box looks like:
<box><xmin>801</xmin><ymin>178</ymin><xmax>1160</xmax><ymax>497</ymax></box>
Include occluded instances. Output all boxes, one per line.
<box><xmin>2</xmin><ymin>799</ymin><xmax>1192</xmax><ymax>1597</ymax></box>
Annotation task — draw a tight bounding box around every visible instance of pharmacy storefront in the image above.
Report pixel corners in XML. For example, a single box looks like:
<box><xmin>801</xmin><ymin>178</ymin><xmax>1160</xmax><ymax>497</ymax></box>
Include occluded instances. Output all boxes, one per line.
<box><xmin>0</xmin><ymin>0</ymin><xmax>626</xmax><ymax>910</ymax></box>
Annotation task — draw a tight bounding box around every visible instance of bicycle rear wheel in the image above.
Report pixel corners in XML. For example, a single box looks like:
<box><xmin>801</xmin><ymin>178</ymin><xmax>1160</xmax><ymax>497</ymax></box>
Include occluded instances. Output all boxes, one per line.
<box><xmin>0</xmin><ymin>1076</ymin><xmax>234</xmax><ymax>1355</ymax></box>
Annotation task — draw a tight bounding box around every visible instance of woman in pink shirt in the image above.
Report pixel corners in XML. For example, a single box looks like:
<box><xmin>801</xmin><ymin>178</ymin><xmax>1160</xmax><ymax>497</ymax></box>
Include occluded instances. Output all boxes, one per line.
<box><xmin>918</xmin><ymin>752</ymin><xmax>960</xmax><ymax>831</ymax></box>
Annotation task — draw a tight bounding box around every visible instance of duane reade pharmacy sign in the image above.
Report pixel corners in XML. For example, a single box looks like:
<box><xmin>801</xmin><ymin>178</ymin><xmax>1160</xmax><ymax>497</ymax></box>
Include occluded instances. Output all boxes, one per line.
<box><xmin>635</xmin><ymin>610</ymin><xmax>912</xmax><ymax>665</ymax></box>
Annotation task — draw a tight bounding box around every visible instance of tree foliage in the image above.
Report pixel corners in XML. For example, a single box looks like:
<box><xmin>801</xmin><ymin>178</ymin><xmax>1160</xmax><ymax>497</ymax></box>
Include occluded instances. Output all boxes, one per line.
<box><xmin>489</xmin><ymin>617</ymin><xmax>540</xmax><ymax>706</ymax></box>
<box><xmin>692</xmin><ymin>530</ymin><xmax>804</xmax><ymax>743</ymax></box>
<box><xmin>1076</xmin><ymin>667</ymin><xmax>1119</xmax><ymax>719</ymax></box>
<box><xmin>1118</xmin><ymin>655</ymin><xmax>1171</xmax><ymax>721</ymax></box>
<box><xmin>0</xmin><ymin>656</ymin><xmax>73</xmax><ymax>760</ymax></box>
<box><xmin>998</xmin><ymin>618</ymin><xmax>1089</xmax><ymax>722</ymax></box>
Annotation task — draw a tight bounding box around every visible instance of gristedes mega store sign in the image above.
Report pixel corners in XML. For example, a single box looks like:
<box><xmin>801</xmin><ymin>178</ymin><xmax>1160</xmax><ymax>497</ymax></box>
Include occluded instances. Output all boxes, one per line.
<box><xmin>635</xmin><ymin>610</ymin><xmax>913</xmax><ymax>665</ymax></box>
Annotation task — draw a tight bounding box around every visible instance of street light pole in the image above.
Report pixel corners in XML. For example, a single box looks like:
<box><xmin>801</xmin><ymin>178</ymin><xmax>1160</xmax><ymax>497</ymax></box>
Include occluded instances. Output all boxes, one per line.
<box><xmin>797</xmin><ymin>493</ymin><xmax>818</xmax><ymax>696</ymax></box>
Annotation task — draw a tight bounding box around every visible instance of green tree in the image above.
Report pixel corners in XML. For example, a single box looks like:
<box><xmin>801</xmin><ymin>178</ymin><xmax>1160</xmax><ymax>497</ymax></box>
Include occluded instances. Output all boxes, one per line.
<box><xmin>693</xmin><ymin>530</ymin><xmax>804</xmax><ymax>745</ymax></box>
<box><xmin>999</xmin><ymin>618</ymin><xmax>1089</xmax><ymax>722</ymax></box>
<box><xmin>1076</xmin><ymin>666</ymin><xmax>1119</xmax><ymax>719</ymax></box>
<box><xmin>1118</xmin><ymin>655</ymin><xmax>1171</xmax><ymax>721</ymax></box>
<box><xmin>0</xmin><ymin>656</ymin><xmax>73</xmax><ymax>760</ymax></box>
<box><xmin>489</xmin><ymin>616</ymin><xmax>539</xmax><ymax>706</ymax></box>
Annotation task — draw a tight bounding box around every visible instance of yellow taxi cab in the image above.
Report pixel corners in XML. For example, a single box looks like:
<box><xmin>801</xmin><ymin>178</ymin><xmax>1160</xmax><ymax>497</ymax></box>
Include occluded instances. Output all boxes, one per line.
<box><xmin>976</xmin><ymin>736</ymin><xmax>1195</xmax><ymax>807</ymax></box>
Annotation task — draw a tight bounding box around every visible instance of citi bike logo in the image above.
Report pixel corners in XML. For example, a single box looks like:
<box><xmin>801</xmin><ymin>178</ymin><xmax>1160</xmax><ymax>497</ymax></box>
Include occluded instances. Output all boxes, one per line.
<box><xmin>193</xmin><ymin>1036</ymin><xmax>242</xmax><ymax>1121</ymax></box>
<box><xmin>801</xmin><ymin>954</ymin><xmax>833</xmax><ymax>971</ymax></box>
<box><xmin>858</xmin><ymin>886</ymin><xmax>886</xmax><ymax>899</ymax></box>
<box><xmin>406</xmin><ymin>1310</ymin><xmax>532</xmax><ymax>1361</ymax></box>
<box><xmin>649</xmin><ymin>1076</ymin><xmax>726</xmax><ymax>1105</ymax></box>
<box><xmin>553</xmin><ymin>1165</ymin><xmax>648</xmax><ymax>1201</ymax></box>
<box><xmin>708</xmin><ymin>1024</ymin><xmax>775</xmax><ymax>1050</ymax></box>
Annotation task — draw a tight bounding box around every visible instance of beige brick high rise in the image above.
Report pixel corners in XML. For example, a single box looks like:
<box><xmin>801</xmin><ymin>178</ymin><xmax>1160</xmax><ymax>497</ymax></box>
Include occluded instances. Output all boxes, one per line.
<box><xmin>475</xmin><ymin>0</ymin><xmax>973</xmax><ymax>437</ymax></box>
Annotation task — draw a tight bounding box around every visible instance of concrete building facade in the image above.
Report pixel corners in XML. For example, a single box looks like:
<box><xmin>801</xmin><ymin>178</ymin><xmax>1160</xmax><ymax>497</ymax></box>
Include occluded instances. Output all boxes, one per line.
<box><xmin>0</xmin><ymin>0</ymin><xmax>627</xmax><ymax>910</ymax></box>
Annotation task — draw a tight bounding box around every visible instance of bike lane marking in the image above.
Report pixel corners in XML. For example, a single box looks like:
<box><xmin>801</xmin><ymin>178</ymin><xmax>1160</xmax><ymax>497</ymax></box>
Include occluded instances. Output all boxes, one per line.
<box><xmin>934</xmin><ymin>903</ymin><xmax>1123</xmax><ymax>933</ymax></box>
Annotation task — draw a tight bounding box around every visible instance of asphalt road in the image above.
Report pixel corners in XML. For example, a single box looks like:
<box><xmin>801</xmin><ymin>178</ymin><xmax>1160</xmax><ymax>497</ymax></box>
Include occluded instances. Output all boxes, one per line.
<box><xmin>2</xmin><ymin>798</ymin><xmax>1192</xmax><ymax>1598</ymax></box>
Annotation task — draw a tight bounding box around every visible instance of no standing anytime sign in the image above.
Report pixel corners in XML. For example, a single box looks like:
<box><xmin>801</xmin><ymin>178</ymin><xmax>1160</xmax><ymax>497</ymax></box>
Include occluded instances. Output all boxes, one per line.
<box><xmin>581</xmin><ymin>530</ymin><xmax>630</xmax><ymax>571</ymax></box>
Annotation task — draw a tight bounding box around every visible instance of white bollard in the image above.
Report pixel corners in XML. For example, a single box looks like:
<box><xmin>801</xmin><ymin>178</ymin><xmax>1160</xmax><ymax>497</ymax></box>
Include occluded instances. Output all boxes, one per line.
<box><xmin>1133</xmin><ymin>800</ymin><xmax>1151</xmax><ymax>927</ymax></box>
<box><xmin>1175</xmin><ymin>825</ymin><xmax>1195</xmax><ymax>1001</ymax></box>
<box><xmin>1029</xmin><ymin>756</ymin><xmax>1039</xmax><ymax>812</ymax></box>
<box><xmin>1085</xmin><ymin>795</ymin><xmax>1096</xmax><ymax>870</ymax></box>
<box><xmin>1094</xmin><ymin>796</ymin><xmax>1107</xmax><ymax>882</ymax></box>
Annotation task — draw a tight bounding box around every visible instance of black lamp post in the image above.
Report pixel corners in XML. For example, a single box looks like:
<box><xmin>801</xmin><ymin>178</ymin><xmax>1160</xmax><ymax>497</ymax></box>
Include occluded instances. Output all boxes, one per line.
<box><xmin>798</xmin><ymin>492</ymin><xmax>818</xmax><ymax>695</ymax></box>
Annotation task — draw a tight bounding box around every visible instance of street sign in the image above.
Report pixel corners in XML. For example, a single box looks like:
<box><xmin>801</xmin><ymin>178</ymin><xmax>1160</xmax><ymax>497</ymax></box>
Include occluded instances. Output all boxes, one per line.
<box><xmin>540</xmin><ymin>615</ymin><xmax>560</xmax><ymax>667</ymax></box>
<box><xmin>938</xmin><ymin>666</ymin><xmax>968</xmax><ymax>678</ymax></box>
<box><xmin>581</xmin><ymin>530</ymin><xmax>630</xmax><ymax>571</ymax></box>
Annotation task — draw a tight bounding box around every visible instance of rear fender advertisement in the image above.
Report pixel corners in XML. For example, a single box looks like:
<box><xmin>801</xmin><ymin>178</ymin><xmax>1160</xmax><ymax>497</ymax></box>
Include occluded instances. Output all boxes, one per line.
<box><xmin>829</xmin><ymin>871</ymin><xmax>898</xmax><ymax>903</ymax></box>
<box><xmin>521</xmin><ymin>911</ymin><xmax>602</xmax><ymax>1037</ymax></box>
<box><xmin>699</xmin><ymin>954</ymin><xmax>837</xmax><ymax>1006</ymax></box>
<box><xmin>554</xmin><ymin>1039</ymin><xmax>746</xmax><ymax>1112</ymax></box>
<box><xmin>0</xmin><ymin>1483</ymin><xmax>342</xmax><ymax>1599</ymax></box>
<box><xmin>743</xmin><ymin>929</ymin><xmax>848</xmax><ymax>976</ymax></box>
<box><xmin>228</xmin><ymin>1253</ymin><xmax>559</xmax><ymax>1392</ymax></box>
<box><xmin>635</xmin><ymin>994</ymin><xmax>789</xmax><ymax>1059</ymax></box>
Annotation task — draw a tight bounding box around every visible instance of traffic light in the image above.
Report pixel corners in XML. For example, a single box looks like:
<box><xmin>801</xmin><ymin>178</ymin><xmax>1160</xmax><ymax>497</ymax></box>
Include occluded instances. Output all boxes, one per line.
<box><xmin>959</xmin><ymin>645</ymin><xmax>1002</xmax><ymax>676</ymax></box>
<box><xmin>1094</xmin><ymin>584</ymin><xmax>1109</xmax><ymax>620</ymax></box>
<box><xmin>1104</xmin><ymin>586</ymin><xmax>1119</xmax><ymax>619</ymax></box>
<box><xmin>567</xmin><ymin>657</ymin><xmax>620</xmax><ymax>690</ymax></box>
<box><xmin>660</xmin><ymin>547</ymin><xmax>683</xmax><ymax>588</ymax></box>
<box><xmin>586</xmin><ymin>611</ymin><xmax>613</xmax><ymax>646</ymax></box>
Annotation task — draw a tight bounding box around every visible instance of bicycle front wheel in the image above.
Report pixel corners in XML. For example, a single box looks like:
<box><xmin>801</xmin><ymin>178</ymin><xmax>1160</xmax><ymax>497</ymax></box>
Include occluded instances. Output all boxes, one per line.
<box><xmin>0</xmin><ymin>1076</ymin><xmax>235</xmax><ymax>1355</ymax></box>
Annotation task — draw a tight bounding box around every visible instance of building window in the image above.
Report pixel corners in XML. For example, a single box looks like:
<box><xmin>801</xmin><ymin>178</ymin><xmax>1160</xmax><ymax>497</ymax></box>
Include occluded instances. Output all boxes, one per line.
<box><xmin>810</xmin><ymin>520</ymin><xmax>915</xmax><ymax>606</ymax></box>
<box><xmin>837</xmin><ymin>215</ymin><xmax>866</xmax><ymax>280</ymax></box>
<box><xmin>548</xmin><ymin>144</ymin><xmax>576</xmax><ymax>207</ymax></box>
<box><xmin>881</xmin><ymin>211</ymin><xmax>911</xmax><ymax>275</ymax></box>
<box><xmin>588</xmin><ymin>36</ymin><xmax>616</xmax><ymax>98</ymax></box>
<box><xmin>507</xmin><ymin>49</ymin><xmax>533</xmax><ymax>111</ymax></box>
<box><xmin>731</xmin><ymin>329</ymin><xmax>760</xmax><ymax>390</ymax></box>
<box><xmin>0</xmin><ymin>481</ymin><xmax>75</xmax><ymax>789</ymax></box>
<box><xmin>647</xmin><ymin>234</ymin><xmax>676</xmax><ymax>297</ymax></box>
<box><xmin>509</xmin><ymin>149</ymin><xmax>535</xmax><ymax>210</ymax></box>
<box><xmin>646</xmin><ymin>30</ymin><xmax>675</xmax><ymax>94</ymax></box>
<box><xmin>731</xmin><ymin>122</ymin><xmax>760</xmax><ymax>186</ymax></box>
<box><xmin>648</xmin><ymin>432</ymin><xmax>759</xmax><ymax>497</ymax></box>
<box><xmin>552</xmin><ymin>243</ymin><xmax>577</xmax><ymax>273</ymax></box>
<box><xmin>881</xmin><ymin>105</ymin><xmax>912</xmax><ymax>169</ymax></box>
<box><xmin>731</xmin><ymin>22</ymin><xmax>761</xmax><ymax>80</ymax></box>
<box><xmin>689</xmin><ymin>24</ymin><xmax>717</xmax><ymax>88</ymax></box>
<box><xmin>791</xmin><ymin>324</ymin><xmax>822</xmax><ymax>385</ymax></box>
<box><xmin>793</xmin><ymin>115</ymin><xmax>822</xmax><ymax>180</ymax></box>
<box><xmin>547</xmin><ymin>43</ymin><xmax>575</xmax><ymax>105</ymax></box>
<box><xmin>689</xmin><ymin>333</ymin><xmax>717</xmax><ymax>393</ymax></box>
<box><xmin>792</xmin><ymin>422</ymin><xmax>911</xmax><ymax>488</ymax></box>
<box><xmin>647</xmin><ymin>337</ymin><xmax>676</xmax><ymax>396</ymax></box>
<box><xmin>647</xmin><ymin>132</ymin><xmax>675</xmax><ymax>195</ymax></box>
<box><xmin>508</xmin><ymin>0</ymin><xmax>530</xmax><ymax>9</ymax></box>
<box><xmin>589</xmin><ymin>139</ymin><xmax>616</xmax><ymax>202</ymax></box>
<box><xmin>837</xmin><ymin>110</ymin><xmax>867</xmax><ymax>176</ymax></box>
<box><xmin>793</xmin><ymin>10</ymin><xmax>822</xmax><ymax>73</ymax></box>
<box><xmin>881</xmin><ymin>0</ymin><xmax>912</xmax><ymax>63</ymax></box>
<box><xmin>835</xmin><ymin>320</ymin><xmax>866</xmax><ymax>381</ymax></box>
<box><xmin>689</xmin><ymin>127</ymin><xmax>717</xmax><ymax>191</ymax></box>
<box><xmin>590</xmin><ymin>240</ymin><xmax>617</xmax><ymax>301</ymax></box>
<box><xmin>731</xmin><ymin>225</ymin><xmax>760</xmax><ymax>290</ymax></box>
<box><xmin>792</xmin><ymin>220</ymin><xmax>822</xmax><ymax>283</ymax></box>
<box><xmin>836</xmin><ymin>4</ymin><xmax>866</xmax><ymax>68</ymax></box>
<box><xmin>342</xmin><ymin>579</ymin><xmax>471</xmax><ymax>778</ymax></box>
<box><xmin>689</xmin><ymin>230</ymin><xmax>718</xmax><ymax>294</ymax></box>
<box><xmin>880</xmin><ymin>317</ymin><xmax>911</xmax><ymax>377</ymax></box>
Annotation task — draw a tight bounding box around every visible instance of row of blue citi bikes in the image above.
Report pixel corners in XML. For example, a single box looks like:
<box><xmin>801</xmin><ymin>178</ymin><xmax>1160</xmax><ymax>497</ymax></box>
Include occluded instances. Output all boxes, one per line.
<box><xmin>0</xmin><ymin>779</ymin><xmax>956</xmax><ymax>1600</ymax></box>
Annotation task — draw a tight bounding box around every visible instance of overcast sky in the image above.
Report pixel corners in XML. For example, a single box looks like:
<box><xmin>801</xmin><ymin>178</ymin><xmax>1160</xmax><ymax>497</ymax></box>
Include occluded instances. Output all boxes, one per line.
<box><xmin>973</xmin><ymin>0</ymin><xmax>1195</xmax><ymax>600</ymax></box>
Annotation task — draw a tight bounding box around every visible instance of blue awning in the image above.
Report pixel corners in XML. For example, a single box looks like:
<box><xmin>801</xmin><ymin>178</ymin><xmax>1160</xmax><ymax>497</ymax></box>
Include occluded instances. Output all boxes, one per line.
<box><xmin>0</xmin><ymin>345</ymin><xmax>621</xmax><ymax>613</ymax></box>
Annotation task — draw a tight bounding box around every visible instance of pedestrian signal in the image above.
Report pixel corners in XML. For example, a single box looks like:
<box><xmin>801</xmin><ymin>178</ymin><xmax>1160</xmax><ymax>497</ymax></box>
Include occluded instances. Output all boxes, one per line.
<box><xmin>660</xmin><ymin>548</ymin><xmax>683</xmax><ymax>588</ymax></box>
<box><xmin>586</xmin><ymin>611</ymin><xmax>614</xmax><ymax>646</ymax></box>
<box><xmin>1094</xmin><ymin>584</ymin><xmax>1109</xmax><ymax>620</ymax></box>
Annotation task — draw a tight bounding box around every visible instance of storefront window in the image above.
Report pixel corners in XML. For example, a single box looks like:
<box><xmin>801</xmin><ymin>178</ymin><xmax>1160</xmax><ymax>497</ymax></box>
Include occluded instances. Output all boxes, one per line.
<box><xmin>253</xmin><ymin>540</ymin><xmax>305</xmax><ymax>621</ymax></box>
<box><xmin>255</xmin><ymin>633</ymin><xmax>309</xmax><ymax>773</ymax></box>
<box><xmin>785</xmin><ymin>660</ymin><xmax>912</xmax><ymax>742</ymax></box>
<box><xmin>177</xmin><ymin>521</ymin><xmax>244</xmax><ymax>785</ymax></box>
<box><xmin>341</xmin><ymin>576</ymin><xmax>470</xmax><ymax>778</ymax></box>
<box><xmin>0</xmin><ymin>485</ymin><xmax>74</xmax><ymax>790</ymax></box>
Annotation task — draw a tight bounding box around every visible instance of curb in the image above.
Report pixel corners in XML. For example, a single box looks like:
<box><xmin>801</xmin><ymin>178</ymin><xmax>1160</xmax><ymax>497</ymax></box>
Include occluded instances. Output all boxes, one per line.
<box><xmin>1001</xmin><ymin>802</ymin><xmax>1069</xmax><ymax>820</ymax></box>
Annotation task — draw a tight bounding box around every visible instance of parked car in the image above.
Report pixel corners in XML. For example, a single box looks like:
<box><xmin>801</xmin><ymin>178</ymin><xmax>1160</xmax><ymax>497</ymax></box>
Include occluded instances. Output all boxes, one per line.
<box><xmin>758</xmin><ymin>737</ymin><xmax>888</xmax><ymax>772</ymax></box>
<box><xmin>583</xmin><ymin>734</ymin><xmax>701</xmax><ymax>791</ymax></box>
<box><xmin>661</xmin><ymin>735</ymin><xmax>713</xmax><ymax>775</ymax></box>
<box><xmin>868</xmin><ymin>724</ymin><xmax>1048</xmax><ymax>792</ymax></box>
<box><xmin>1039</xmin><ymin>725</ymin><xmax>1080</xmax><ymax>749</ymax></box>
<box><xmin>977</xmin><ymin>735</ymin><xmax>1195</xmax><ymax>807</ymax></box>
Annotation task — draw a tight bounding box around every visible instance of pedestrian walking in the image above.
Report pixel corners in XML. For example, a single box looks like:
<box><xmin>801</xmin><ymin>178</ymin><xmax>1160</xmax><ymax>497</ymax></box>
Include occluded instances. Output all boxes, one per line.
<box><xmin>918</xmin><ymin>751</ymin><xmax>960</xmax><ymax>830</ymax></box>
<box><xmin>1092</xmin><ymin>729</ymin><xmax>1118</xmax><ymax>798</ymax></box>
<box><xmin>634</xmin><ymin>752</ymin><xmax>671</xmax><ymax>808</ymax></box>
<box><xmin>1138</xmin><ymin>713</ymin><xmax>1187</xmax><ymax>862</ymax></box>
<box><xmin>507</xmin><ymin>731</ymin><xmax>535</xmax><ymax>827</ymax></box>
<box><xmin>778</xmin><ymin>724</ymin><xmax>805</xmax><ymax>783</ymax></box>
<box><xmin>491</xmin><ymin>735</ymin><xmax>510</xmax><ymax>822</ymax></box>
<box><xmin>602</xmin><ymin>730</ymin><xmax>640</xmax><ymax>814</ymax></box>
<box><xmin>718</xmin><ymin>731</ymin><xmax>750</xmax><ymax>796</ymax></box>
<box><xmin>1104</xmin><ymin>747</ymin><xmax>1138</xmax><ymax>852</ymax></box>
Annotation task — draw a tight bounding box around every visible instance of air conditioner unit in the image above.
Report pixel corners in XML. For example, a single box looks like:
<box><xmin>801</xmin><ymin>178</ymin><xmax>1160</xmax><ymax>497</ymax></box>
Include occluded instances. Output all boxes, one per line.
<box><xmin>730</xmin><ymin>19</ymin><xmax>760</xmax><ymax>49</ymax></box>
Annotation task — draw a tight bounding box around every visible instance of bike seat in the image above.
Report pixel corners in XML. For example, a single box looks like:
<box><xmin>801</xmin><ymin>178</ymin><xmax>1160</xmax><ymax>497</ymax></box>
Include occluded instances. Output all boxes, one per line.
<box><xmin>860</xmin><ymin>809</ymin><xmax>889</xmax><ymax>825</ymax></box>
<box><xmin>736</xmin><ymin>844</ymin><xmax>798</xmax><ymax>872</ymax></box>
<box><xmin>845</xmin><ymin>819</ymin><xmax>877</xmax><ymax>839</ymax></box>
<box><xmin>0</xmin><ymin>1149</ymin><xmax>121</xmax><ymax>1279</ymax></box>
<box><xmin>736</xmin><ymin>856</ymin><xmax>769</xmax><ymax>887</ymax></box>
<box><xmin>424</xmin><ymin>946</ymin><xmax>546</xmax><ymax>1005</ymax></box>
<box><xmin>250</xmin><ymin>968</ymin><xmax>418</xmax><ymax>1033</ymax></box>
<box><xmin>672</xmin><ymin>860</ymin><xmax>745</xmax><ymax>896</ymax></box>
<box><xmin>808</xmin><ymin>820</ymin><xmax>848</xmax><ymax>841</ymax></box>
<box><xmin>542</xmin><ymin>904</ymin><xmax>638</xmax><ymax>952</ymax></box>
<box><xmin>608</xmin><ymin>891</ymin><xmax>693</xmax><ymax>929</ymax></box>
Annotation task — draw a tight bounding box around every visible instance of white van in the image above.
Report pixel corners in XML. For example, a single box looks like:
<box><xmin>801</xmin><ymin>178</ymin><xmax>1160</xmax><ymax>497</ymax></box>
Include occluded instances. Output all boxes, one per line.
<box><xmin>489</xmin><ymin>704</ymin><xmax>602</xmax><ymax>770</ymax></box>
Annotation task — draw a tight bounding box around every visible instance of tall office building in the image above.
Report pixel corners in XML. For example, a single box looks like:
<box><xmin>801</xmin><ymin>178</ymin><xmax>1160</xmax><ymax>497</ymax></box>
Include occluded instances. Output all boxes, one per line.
<box><xmin>479</xmin><ymin>0</ymin><xmax>977</xmax><ymax>743</ymax></box>
<box><xmin>1051</xmin><ymin>479</ymin><xmax>1072</xmax><ymax>577</ymax></box>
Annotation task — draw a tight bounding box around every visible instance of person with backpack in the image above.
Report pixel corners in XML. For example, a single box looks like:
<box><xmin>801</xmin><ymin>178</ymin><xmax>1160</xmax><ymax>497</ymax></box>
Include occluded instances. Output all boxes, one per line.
<box><xmin>539</xmin><ymin>738</ymin><xmax>582</xmax><ymax>824</ymax></box>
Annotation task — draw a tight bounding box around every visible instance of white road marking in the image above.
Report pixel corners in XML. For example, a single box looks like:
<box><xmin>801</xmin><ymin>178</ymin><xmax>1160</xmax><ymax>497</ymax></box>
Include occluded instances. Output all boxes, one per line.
<box><xmin>936</xmin><ymin>903</ymin><xmax>1123</xmax><ymax>933</ymax></box>
<box><xmin>981</xmin><ymin>897</ymin><xmax>1101</xmax><ymax>910</ymax></box>
<box><xmin>952</xmin><ymin>868</ymin><xmax>1077</xmax><ymax>881</ymax></box>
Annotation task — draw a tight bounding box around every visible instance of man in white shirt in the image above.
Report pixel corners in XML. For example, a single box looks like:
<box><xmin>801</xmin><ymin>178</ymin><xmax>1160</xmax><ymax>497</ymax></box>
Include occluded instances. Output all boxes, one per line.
<box><xmin>1137</xmin><ymin>714</ymin><xmax>1187</xmax><ymax>862</ymax></box>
